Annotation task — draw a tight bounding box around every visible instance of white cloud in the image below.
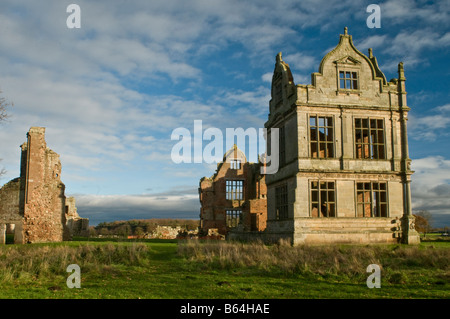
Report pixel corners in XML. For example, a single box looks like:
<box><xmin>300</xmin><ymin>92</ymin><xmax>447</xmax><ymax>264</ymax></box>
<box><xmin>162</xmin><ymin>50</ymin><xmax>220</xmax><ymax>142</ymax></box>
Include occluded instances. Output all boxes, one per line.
<box><xmin>0</xmin><ymin>0</ymin><xmax>449</xmax><ymax>226</ymax></box>
<box><xmin>409</xmin><ymin>104</ymin><xmax>450</xmax><ymax>141</ymax></box>
<box><xmin>262</xmin><ymin>73</ymin><xmax>273</xmax><ymax>83</ymax></box>
<box><xmin>383</xmin><ymin>0</ymin><xmax>450</xmax><ymax>26</ymax></box>
<box><xmin>411</xmin><ymin>155</ymin><xmax>450</xmax><ymax>227</ymax></box>
<box><xmin>356</xmin><ymin>35</ymin><xmax>388</xmax><ymax>51</ymax></box>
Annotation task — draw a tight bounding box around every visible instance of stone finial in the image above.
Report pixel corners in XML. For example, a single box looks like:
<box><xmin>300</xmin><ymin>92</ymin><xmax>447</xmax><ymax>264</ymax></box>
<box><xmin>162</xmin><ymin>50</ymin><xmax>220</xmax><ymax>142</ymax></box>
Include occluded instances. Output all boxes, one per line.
<box><xmin>398</xmin><ymin>62</ymin><xmax>406</xmax><ymax>80</ymax></box>
<box><xmin>344</xmin><ymin>27</ymin><xmax>348</xmax><ymax>35</ymax></box>
<box><xmin>368</xmin><ymin>48</ymin><xmax>373</xmax><ymax>58</ymax></box>
<box><xmin>276</xmin><ymin>52</ymin><xmax>282</xmax><ymax>62</ymax></box>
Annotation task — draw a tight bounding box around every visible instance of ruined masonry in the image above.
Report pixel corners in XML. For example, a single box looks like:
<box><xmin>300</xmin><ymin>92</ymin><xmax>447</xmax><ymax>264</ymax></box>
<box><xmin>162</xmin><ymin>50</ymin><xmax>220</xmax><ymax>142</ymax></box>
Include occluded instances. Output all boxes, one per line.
<box><xmin>225</xmin><ymin>28</ymin><xmax>421</xmax><ymax>245</ymax></box>
<box><xmin>0</xmin><ymin>127</ymin><xmax>89</xmax><ymax>244</ymax></box>
<box><xmin>199</xmin><ymin>145</ymin><xmax>267</xmax><ymax>236</ymax></box>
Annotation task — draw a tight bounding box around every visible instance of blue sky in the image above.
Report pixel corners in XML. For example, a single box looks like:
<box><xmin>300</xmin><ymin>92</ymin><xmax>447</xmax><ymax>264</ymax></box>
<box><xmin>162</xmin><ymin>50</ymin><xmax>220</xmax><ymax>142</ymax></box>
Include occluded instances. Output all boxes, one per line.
<box><xmin>0</xmin><ymin>0</ymin><xmax>449</xmax><ymax>227</ymax></box>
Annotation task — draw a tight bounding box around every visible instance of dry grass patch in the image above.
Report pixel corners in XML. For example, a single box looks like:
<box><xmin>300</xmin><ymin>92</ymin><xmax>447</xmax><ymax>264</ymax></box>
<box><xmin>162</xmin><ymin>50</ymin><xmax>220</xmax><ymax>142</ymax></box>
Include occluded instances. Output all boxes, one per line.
<box><xmin>178</xmin><ymin>240</ymin><xmax>450</xmax><ymax>280</ymax></box>
<box><xmin>0</xmin><ymin>243</ymin><xmax>150</xmax><ymax>282</ymax></box>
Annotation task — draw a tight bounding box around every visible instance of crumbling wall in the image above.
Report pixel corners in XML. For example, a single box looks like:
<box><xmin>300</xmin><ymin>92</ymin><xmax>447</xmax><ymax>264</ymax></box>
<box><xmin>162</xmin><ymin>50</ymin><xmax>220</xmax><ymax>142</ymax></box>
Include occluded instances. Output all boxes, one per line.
<box><xmin>147</xmin><ymin>225</ymin><xmax>181</xmax><ymax>239</ymax></box>
<box><xmin>20</xmin><ymin>127</ymin><xmax>66</xmax><ymax>243</ymax></box>
<box><xmin>0</xmin><ymin>178</ymin><xmax>24</xmax><ymax>244</ymax></box>
<box><xmin>199</xmin><ymin>146</ymin><xmax>268</xmax><ymax>236</ymax></box>
<box><xmin>65</xmin><ymin>196</ymin><xmax>90</xmax><ymax>238</ymax></box>
<box><xmin>0</xmin><ymin>127</ymin><xmax>86</xmax><ymax>244</ymax></box>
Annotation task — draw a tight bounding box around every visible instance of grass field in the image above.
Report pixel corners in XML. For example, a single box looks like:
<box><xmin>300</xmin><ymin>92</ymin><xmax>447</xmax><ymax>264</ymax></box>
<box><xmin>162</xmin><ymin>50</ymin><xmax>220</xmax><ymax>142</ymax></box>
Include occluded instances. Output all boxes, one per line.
<box><xmin>0</xmin><ymin>238</ymin><xmax>448</xmax><ymax>299</ymax></box>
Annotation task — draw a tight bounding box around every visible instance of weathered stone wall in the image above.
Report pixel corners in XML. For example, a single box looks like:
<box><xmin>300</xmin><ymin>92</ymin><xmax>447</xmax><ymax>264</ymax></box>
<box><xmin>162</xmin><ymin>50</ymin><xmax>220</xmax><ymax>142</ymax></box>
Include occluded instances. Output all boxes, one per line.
<box><xmin>20</xmin><ymin>127</ymin><xmax>66</xmax><ymax>243</ymax></box>
<box><xmin>65</xmin><ymin>196</ymin><xmax>89</xmax><ymax>238</ymax></box>
<box><xmin>0</xmin><ymin>178</ymin><xmax>24</xmax><ymax>244</ymax></box>
<box><xmin>199</xmin><ymin>146</ymin><xmax>267</xmax><ymax>236</ymax></box>
<box><xmin>147</xmin><ymin>225</ymin><xmax>181</xmax><ymax>239</ymax></box>
<box><xmin>258</xmin><ymin>28</ymin><xmax>420</xmax><ymax>245</ymax></box>
<box><xmin>0</xmin><ymin>127</ymin><xmax>86</xmax><ymax>244</ymax></box>
<box><xmin>0</xmin><ymin>178</ymin><xmax>22</xmax><ymax>222</ymax></box>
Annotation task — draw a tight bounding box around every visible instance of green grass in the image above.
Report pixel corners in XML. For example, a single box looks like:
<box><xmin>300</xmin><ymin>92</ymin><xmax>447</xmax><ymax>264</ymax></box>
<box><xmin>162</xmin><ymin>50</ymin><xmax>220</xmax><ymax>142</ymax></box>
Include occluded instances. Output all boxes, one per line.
<box><xmin>0</xmin><ymin>239</ymin><xmax>448</xmax><ymax>299</ymax></box>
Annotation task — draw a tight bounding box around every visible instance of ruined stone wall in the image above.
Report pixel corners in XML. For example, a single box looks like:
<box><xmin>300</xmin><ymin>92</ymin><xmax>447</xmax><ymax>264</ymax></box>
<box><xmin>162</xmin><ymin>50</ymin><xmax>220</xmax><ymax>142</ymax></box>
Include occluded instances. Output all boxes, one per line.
<box><xmin>0</xmin><ymin>127</ymin><xmax>84</xmax><ymax>244</ymax></box>
<box><xmin>65</xmin><ymin>197</ymin><xmax>89</xmax><ymax>238</ymax></box>
<box><xmin>0</xmin><ymin>178</ymin><xmax>21</xmax><ymax>222</ymax></box>
<box><xmin>20</xmin><ymin>127</ymin><xmax>66</xmax><ymax>243</ymax></box>
<box><xmin>0</xmin><ymin>178</ymin><xmax>24</xmax><ymax>244</ymax></box>
<box><xmin>199</xmin><ymin>146</ymin><xmax>267</xmax><ymax>236</ymax></box>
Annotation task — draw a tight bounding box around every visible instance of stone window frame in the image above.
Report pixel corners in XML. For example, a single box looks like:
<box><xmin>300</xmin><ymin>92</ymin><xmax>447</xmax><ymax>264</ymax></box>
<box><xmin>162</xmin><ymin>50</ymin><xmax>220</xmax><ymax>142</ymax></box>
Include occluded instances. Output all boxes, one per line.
<box><xmin>229</xmin><ymin>159</ymin><xmax>241</xmax><ymax>170</ymax></box>
<box><xmin>308</xmin><ymin>115</ymin><xmax>335</xmax><ymax>159</ymax></box>
<box><xmin>339</xmin><ymin>70</ymin><xmax>359</xmax><ymax>90</ymax></box>
<box><xmin>226</xmin><ymin>209</ymin><xmax>242</xmax><ymax>228</ymax></box>
<box><xmin>310</xmin><ymin>180</ymin><xmax>336</xmax><ymax>218</ymax></box>
<box><xmin>354</xmin><ymin>117</ymin><xmax>386</xmax><ymax>160</ymax></box>
<box><xmin>225</xmin><ymin>179</ymin><xmax>244</xmax><ymax>200</ymax></box>
<box><xmin>335</xmin><ymin>58</ymin><xmax>361</xmax><ymax>95</ymax></box>
<box><xmin>356</xmin><ymin>181</ymin><xmax>389</xmax><ymax>217</ymax></box>
<box><xmin>275</xmin><ymin>183</ymin><xmax>288</xmax><ymax>220</ymax></box>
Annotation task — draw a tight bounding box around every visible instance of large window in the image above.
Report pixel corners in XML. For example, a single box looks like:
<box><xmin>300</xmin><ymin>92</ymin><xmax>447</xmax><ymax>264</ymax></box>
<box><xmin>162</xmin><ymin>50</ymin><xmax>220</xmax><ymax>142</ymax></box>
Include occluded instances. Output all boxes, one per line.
<box><xmin>356</xmin><ymin>182</ymin><xmax>388</xmax><ymax>217</ymax></box>
<box><xmin>310</xmin><ymin>181</ymin><xmax>336</xmax><ymax>217</ymax></box>
<box><xmin>275</xmin><ymin>184</ymin><xmax>288</xmax><ymax>220</ymax></box>
<box><xmin>226</xmin><ymin>209</ymin><xmax>242</xmax><ymax>227</ymax></box>
<box><xmin>355</xmin><ymin>118</ymin><xmax>385</xmax><ymax>159</ymax></box>
<box><xmin>226</xmin><ymin>180</ymin><xmax>243</xmax><ymax>200</ymax></box>
<box><xmin>339</xmin><ymin>71</ymin><xmax>358</xmax><ymax>90</ymax></box>
<box><xmin>310</xmin><ymin>116</ymin><xmax>334</xmax><ymax>158</ymax></box>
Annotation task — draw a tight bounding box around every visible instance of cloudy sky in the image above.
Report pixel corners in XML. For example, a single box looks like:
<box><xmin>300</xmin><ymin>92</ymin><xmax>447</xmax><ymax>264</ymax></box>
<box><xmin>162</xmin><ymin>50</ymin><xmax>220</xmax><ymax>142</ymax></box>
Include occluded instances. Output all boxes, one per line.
<box><xmin>0</xmin><ymin>0</ymin><xmax>448</xmax><ymax>227</ymax></box>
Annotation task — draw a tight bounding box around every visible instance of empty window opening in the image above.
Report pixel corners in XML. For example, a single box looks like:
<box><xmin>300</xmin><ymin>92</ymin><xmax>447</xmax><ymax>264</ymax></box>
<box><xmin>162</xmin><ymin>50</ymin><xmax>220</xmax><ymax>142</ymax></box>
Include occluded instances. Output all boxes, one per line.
<box><xmin>226</xmin><ymin>209</ymin><xmax>242</xmax><ymax>228</ymax></box>
<box><xmin>357</xmin><ymin>182</ymin><xmax>388</xmax><ymax>217</ymax></box>
<box><xmin>226</xmin><ymin>180</ymin><xmax>243</xmax><ymax>200</ymax></box>
<box><xmin>355</xmin><ymin>118</ymin><xmax>385</xmax><ymax>159</ymax></box>
<box><xmin>311</xmin><ymin>181</ymin><xmax>336</xmax><ymax>217</ymax></box>
<box><xmin>275</xmin><ymin>184</ymin><xmax>288</xmax><ymax>220</ymax></box>
<box><xmin>310</xmin><ymin>116</ymin><xmax>334</xmax><ymax>158</ymax></box>
<box><xmin>229</xmin><ymin>159</ymin><xmax>241</xmax><ymax>170</ymax></box>
<box><xmin>5</xmin><ymin>224</ymin><xmax>15</xmax><ymax>244</ymax></box>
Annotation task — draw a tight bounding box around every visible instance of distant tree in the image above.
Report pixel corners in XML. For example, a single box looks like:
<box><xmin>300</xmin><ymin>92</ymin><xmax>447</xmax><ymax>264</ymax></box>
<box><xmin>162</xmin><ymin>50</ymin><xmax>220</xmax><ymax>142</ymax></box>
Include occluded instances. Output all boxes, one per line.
<box><xmin>0</xmin><ymin>91</ymin><xmax>11</xmax><ymax>123</ymax></box>
<box><xmin>116</xmin><ymin>224</ymin><xmax>131</xmax><ymax>237</ymax></box>
<box><xmin>413</xmin><ymin>210</ymin><xmax>433</xmax><ymax>237</ymax></box>
<box><xmin>88</xmin><ymin>226</ymin><xmax>97</xmax><ymax>237</ymax></box>
<box><xmin>134</xmin><ymin>226</ymin><xmax>144</xmax><ymax>237</ymax></box>
<box><xmin>99</xmin><ymin>227</ymin><xmax>110</xmax><ymax>236</ymax></box>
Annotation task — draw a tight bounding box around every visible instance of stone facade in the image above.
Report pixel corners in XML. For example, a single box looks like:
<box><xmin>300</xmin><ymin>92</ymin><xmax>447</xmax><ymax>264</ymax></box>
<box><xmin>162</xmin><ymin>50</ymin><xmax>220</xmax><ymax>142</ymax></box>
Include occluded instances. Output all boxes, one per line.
<box><xmin>229</xmin><ymin>28</ymin><xmax>420</xmax><ymax>245</ymax></box>
<box><xmin>65</xmin><ymin>196</ymin><xmax>90</xmax><ymax>238</ymax></box>
<box><xmin>199</xmin><ymin>145</ymin><xmax>267</xmax><ymax>236</ymax></box>
<box><xmin>0</xmin><ymin>127</ymin><xmax>89</xmax><ymax>244</ymax></box>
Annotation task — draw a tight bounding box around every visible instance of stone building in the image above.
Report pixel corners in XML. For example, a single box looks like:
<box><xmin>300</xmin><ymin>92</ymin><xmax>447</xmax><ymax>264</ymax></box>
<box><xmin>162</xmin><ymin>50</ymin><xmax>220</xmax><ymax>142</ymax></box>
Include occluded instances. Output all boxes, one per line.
<box><xmin>199</xmin><ymin>145</ymin><xmax>267</xmax><ymax>236</ymax></box>
<box><xmin>0</xmin><ymin>127</ymin><xmax>89</xmax><ymax>244</ymax></box>
<box><xmin>229</xmin><ymin>28</ymin><xmax>420</xmax><ymax>245</ymax></box>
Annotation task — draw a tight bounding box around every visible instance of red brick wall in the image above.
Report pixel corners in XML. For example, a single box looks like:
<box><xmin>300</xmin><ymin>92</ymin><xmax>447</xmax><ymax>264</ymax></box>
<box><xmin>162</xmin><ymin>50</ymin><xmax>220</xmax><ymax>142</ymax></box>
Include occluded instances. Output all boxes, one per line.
<box><xmin>21</xmin><ymin>128</ymin><xmax>66</xmax><ymax>243</ymax></box>
<box><xmin>199</xmin><ymin>148</ymin><xmax>267</xmax><ymax>236</ymax></box>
